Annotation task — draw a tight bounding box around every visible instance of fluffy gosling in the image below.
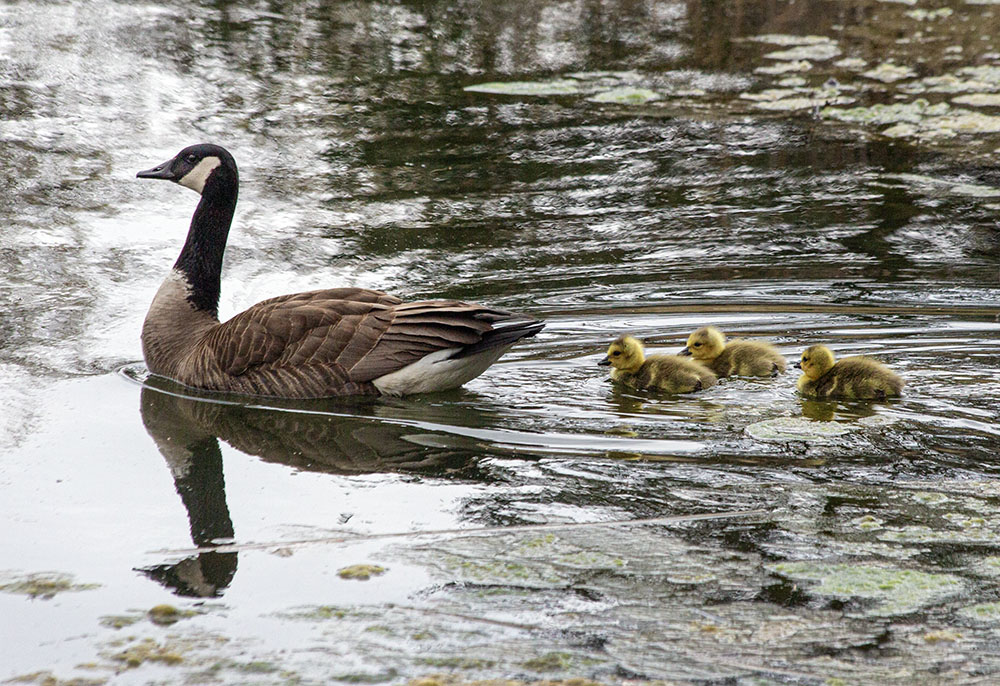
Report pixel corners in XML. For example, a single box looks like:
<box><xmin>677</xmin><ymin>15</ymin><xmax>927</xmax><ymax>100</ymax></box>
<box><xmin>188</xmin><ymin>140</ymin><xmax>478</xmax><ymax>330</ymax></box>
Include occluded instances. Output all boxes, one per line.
<box><xmin>600</xmin><ymin>335</ymin><xmax>717</xmax><ymax>394</ymax></box>
<box><xmin>796</xmin><ymin>345</ymin><xmax>904</xmax><ymax>400</ymax></box>
<box><xmin>681</xmin><ymin>326</ymin><xmax>786</xmax><ymax>377</ymax></box>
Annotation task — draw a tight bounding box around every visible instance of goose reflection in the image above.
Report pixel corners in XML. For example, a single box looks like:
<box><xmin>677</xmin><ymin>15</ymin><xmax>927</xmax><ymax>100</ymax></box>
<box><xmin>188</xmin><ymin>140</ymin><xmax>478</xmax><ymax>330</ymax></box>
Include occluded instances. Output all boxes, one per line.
<box><xmin>137</xmin><ymin>377</ymin><xmax>483</xmax><ymax>597</ymax></box>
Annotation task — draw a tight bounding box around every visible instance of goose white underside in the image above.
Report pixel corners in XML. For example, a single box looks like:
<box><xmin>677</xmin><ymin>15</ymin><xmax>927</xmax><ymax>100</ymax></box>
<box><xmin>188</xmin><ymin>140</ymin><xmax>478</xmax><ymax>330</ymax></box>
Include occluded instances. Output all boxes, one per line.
<box><xmin>372</xmin><ymin>345</ymin><xmax>511</xmax><ymax>396</ymax></box>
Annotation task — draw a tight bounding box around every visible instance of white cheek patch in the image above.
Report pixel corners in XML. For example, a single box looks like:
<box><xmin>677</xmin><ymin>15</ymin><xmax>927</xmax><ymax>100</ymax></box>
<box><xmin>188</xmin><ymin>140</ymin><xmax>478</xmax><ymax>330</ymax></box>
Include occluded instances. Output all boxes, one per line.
<box><xmin>178</xmin><ymin>156</ymin><xmax>222</xmax><ymax>193</ymax></box>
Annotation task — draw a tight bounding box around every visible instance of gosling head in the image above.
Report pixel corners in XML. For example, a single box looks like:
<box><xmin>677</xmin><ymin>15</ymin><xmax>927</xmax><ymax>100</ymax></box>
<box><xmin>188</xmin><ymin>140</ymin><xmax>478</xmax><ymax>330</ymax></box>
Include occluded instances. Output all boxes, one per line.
<box><xmin>137</xmin><ymin>143</ymin><xmax>238</xmax><ymax>195</ymax></box>
<box><xmin>797</xmin><ymin>345</ymin><xmax>836</xmax><ymax>380</ymax></box>
<box><xmin>599</xmin><ymin>335</ymin><xmax>645</xmax><ymax>372</ymax></box>
<box><xmin>681</xmin><ymin>326</ymin><xmax>726</xmax><ymax>361</ymax></box>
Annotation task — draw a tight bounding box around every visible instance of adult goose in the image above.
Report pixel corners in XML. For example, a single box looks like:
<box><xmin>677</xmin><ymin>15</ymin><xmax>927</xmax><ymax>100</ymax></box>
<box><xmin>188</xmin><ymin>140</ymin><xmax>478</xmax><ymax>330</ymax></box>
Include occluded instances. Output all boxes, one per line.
<box><xmin>136</xmin><ymin>143</ymin><xmax>543</xmax><ymax>398</ymax></box>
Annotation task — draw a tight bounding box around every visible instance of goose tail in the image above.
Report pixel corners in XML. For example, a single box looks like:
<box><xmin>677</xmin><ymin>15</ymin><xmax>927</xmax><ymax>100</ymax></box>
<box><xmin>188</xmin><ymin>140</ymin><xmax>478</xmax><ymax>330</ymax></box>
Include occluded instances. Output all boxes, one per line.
<box><xmin>452</xmin><ymin>317</ymin><xmax>545</xmax><ymax>359</ymax></box>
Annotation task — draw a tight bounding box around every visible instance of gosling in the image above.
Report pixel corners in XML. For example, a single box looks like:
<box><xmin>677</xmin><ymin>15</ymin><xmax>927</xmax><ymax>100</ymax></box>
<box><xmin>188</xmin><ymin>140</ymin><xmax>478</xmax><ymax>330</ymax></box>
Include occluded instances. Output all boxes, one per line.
<box><xmin>681</xmin><ymin>326</ymin><xmax>786</xmax><ymax>377</ymax></box>
<box><xmin>796</xmin><ymin>345</ymin><xmax>904</xmax><ymax>400</ymax></box>
<box><xmin>599</xmin><ymin>335</ymin><xmax>717</xmax><ymax>394</ymax></box>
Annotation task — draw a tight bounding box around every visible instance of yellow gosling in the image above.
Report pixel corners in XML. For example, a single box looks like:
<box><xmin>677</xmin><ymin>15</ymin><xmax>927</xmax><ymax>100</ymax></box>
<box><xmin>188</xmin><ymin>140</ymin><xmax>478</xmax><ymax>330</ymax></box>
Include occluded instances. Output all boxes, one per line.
<box><xmin>681</xmin><ymin>326</ymin><xmax>786</xmax><ymax>377</ymax></box>
<box><xmin>600</xmin><ymin>335</ymin><xmax>717</xmax><ymax>394</ymax></box>
<box><xmin>796</xmin><ymin>345</ymin><xmax>904</xmax><ymax>400</ymax></box>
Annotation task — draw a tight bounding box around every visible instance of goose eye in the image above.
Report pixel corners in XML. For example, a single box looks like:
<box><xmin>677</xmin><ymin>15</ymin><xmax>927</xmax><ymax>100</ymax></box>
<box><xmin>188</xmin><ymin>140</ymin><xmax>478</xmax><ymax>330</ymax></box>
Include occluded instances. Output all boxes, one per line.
<box><xmin>185</xmin><ymin>154</ymin><xmax>197</xmax><ymax>164</ymax></box>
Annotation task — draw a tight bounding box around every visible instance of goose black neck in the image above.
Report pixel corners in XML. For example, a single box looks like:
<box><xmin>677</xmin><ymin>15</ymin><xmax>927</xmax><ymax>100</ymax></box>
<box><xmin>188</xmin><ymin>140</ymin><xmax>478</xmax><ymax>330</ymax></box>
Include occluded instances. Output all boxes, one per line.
<box><xmin>174</xmin><ymin>168</ymin><xmax>238</xmax><ymax>318</ymax></box>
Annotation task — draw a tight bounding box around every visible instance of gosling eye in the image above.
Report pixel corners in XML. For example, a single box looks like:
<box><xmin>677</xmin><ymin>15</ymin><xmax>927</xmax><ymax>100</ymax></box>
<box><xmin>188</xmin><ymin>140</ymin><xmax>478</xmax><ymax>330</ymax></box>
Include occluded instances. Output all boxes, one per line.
<box><xmin>693</xmin><ymin>342</ymin><xmax>702</xmax><ymax>347</ymax></box>
<box><xmin>612</xmin><ymin>351</ymin><xmax>621</xmax><ymax>357</ymax></box>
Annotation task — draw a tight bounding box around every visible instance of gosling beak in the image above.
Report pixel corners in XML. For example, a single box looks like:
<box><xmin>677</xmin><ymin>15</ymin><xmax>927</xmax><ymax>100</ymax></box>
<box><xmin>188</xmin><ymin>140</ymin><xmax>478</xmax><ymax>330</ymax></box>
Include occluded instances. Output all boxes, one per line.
<box><xmin>598</xmin><ymin>356</ymin><xmax>611</xmax><ymax>366</ymax></box>
<box><xmin>793</xmin><ymin>361</ymin><xmax>802</xmax><ymax>369</ymax></box>
<box><xmin>678</xmin><ymin>347</ymin><xmax>692</xmax><ymax>356</ymax></box>
<box><xmin>137</xmin><ymin>156</ymin><xmax>179</xmax><ymax>181</ymax></box>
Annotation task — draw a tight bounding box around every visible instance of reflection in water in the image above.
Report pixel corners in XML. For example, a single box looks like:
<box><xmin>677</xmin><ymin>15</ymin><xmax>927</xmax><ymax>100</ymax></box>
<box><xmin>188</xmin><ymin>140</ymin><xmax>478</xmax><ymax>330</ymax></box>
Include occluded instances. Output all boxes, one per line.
<box><xmin>137</xmin><ymin>378</ymin><xmax>482</xmax><ymax>596</ymax></box>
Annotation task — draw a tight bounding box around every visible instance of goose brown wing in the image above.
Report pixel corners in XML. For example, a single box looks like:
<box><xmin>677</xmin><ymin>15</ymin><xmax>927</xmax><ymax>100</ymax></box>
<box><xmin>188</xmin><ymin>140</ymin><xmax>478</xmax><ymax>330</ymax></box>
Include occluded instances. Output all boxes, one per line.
<box><xmin>204</xmin><ymin>288</ymin><xmax>403</xmax><ymax>378</ymax></box>
<box><xmin>204</xmin><ymin>290</ymin><xmax>530</xmax><ymax>384</ymax></box>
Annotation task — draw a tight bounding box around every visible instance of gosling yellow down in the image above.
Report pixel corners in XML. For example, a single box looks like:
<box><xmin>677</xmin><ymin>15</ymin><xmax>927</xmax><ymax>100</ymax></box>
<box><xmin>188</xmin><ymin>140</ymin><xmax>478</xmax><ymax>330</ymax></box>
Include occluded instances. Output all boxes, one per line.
<box><xmin>599</xmin><ymin>335</ymin><xmax>717</xmax><ymax>393</ymax></box>
<box><xmin>796</xmin><ymin>345</ymin><xmax>904</xmax><ymax>400</ymax></box>
<box><xmin>681</xmin><ymin>326</ymin><xmax>786</xmax><ymax>377</ymax></box>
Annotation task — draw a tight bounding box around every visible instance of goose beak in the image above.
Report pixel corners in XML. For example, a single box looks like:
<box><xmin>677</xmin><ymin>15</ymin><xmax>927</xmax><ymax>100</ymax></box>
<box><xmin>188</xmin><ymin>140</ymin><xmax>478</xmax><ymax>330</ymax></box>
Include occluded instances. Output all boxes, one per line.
<box><xmin>137</xmin><ymin>157</ymin><xmax>178</xmax><ymax>181</ymax></box>
<box><xmin>598</xmin><ymin>356</ymin><xmax>611</xmax><ymax>366</ymax></box>
<box><xmin>678</xmin><ymin>347</ymin><xmax>692</xmax><ymax>356</ymax></box>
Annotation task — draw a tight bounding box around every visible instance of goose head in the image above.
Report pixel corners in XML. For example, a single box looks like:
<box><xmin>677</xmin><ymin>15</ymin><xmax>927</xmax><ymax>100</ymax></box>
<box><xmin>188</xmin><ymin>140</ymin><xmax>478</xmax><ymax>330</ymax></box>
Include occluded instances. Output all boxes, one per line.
<box><xmin>681</xmin><ymin>326</ymin><xmax>726</xmax><ymax>361</ymax></box>
<box><xmin>137</xmin><ymin>143</ymin><xmax>238</xmax><ymax>195</ymax></box>
<box><xmin>599</xmin><ymin>335</ymin><xmax>645</xmax><ymax>372</ymax></box>
<box><xmin>797</xmin><ymin>344</ymin><xmax>836</xmax><ymax>380</ymax></box>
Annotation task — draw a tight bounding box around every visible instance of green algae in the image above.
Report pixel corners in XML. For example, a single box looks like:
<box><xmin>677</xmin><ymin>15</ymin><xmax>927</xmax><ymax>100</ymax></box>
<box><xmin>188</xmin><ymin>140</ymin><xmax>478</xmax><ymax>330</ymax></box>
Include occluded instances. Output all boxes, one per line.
<box><xmin>879</xmin><ymin>525</ymin><xmax>1000</xmax><ymax>544</ymax></box>
<box><xmin>0</xmin><ymin>572</ymin><xmax>99</xmax><ymax>599</ymax></box>
<box><xmin>958</xmin><ymin>601</ymin><xmax>1000</xmax><ymax>622</ymax></box>
<box><xmin>769</xmin><ymin>562</ymin><xmax>964</xmax><ymax>616</ymax></box>
<box><xmin>338</xmin><ymin>564</ymin><xmax>387</xmax><ymax>580</ymax></box>
<box><xmin>862</xmin><ymin>62</ymin><xmax>917</xmax><ymax>83</ymax></box>
<box><xmin>521</xmin><ymin>652</ymin><xmax>573</xmax><ymax>672</ymax></box>
<box><xmin>744</xmin><ymin>34</ymin><xmax>836</xmax><ymax>46</ymax></box>
<box><xmin>765</xmin><ymin>44</ymin><xmax>841</xmax><ymax>62</ymax></box>
<box><xmin>744</xmin><ymin>417</ymin><xmax>853</xmax><ymax>442</ymax></box>
<box><xmin>755</xmin><ymin>60</ymin><xmax>813</xmax><ymax>75</ymax></box>
<box><xmin>463</xmin><ymin>81</ymin><xmax>581</xmax><ymax>96</ymax></box>
<box><xmin>952</xmin><ymin>93</ymin><xmax>1000</xmax><ymax>107</ymax></box>
<box><xmin>587</xmin><ymin>87</ymin><xmax>660</xmax><ymax>105</ymax></box>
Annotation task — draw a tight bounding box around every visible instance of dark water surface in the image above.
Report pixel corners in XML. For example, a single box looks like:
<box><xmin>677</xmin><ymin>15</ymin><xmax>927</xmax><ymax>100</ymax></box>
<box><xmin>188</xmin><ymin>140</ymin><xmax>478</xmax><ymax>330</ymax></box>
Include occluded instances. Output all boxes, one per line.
<box><xmin>2</xmin><ymin>0</ymin><xmax>1000</xmax><ymax>683</ymax></box>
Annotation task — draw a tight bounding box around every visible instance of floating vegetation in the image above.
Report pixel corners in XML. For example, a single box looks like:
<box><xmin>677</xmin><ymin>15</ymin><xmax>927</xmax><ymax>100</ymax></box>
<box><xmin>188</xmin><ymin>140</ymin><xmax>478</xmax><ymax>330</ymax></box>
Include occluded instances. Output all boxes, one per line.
<box><xmin>958</xmin><ymin>601</ymin><xmax>1000</xmax><ymax>623</ymax></box>
<box><xmin>148</xmin><ymin>603</ymin><xmax>198</xmax><ymax>625</ymax></box>
<box><xmin>0</xmin><ymin>572</ymin><xmax>99</xmax><ymax>599</ymax></box>
<box><xmin>463</xmin><ymin>80</ymin><xmax>581</xmax><ymax>96</ymax></box>
<box><xmin>755</xmin><ymin>60</ymin><xmax>813</xmax><ymax>75</ymax></box>
<box><xmin>884</xmin><ymin>173</ymin><xmax>1000</xmax><ymax>198</ymax></box>
<box><xmin>337</xmin><ymin>564</ymin><xmax>387</xmax><ymax>581</ymax></box>
<box><xmin>879</xmin><ymin>525</ymin><xmax>1000</xmax><ymax>544</ymax></box>
<box><xmin>823</xmin><ymin>99</ymin><xmax>950</xmax><ymax>125</ymax></box>
<box><xmin>744</xmin><ymin>417</ymin><xmax>854</xmax><ymax>442</ymax></box>
<box><xmin>111</xmin><ymin>638</ymin><xmax>184</xmax><ymax>668</ymax></box>
<box><xmin>744</xmin><ymin>34</ymin><xmax>836</xmax><ymax>46</ymax></box>
<box><xmin>905</xmin><ymin>8</ymin><xmax>954</xmax><ymax>20</ymax></box>
<box><xmin>834</xmin><ymin>57</ymin><xmax>868</xmax><ymax>70</ymax></box>
<box><xmin>769</xmin><ymin>562</ymin><xmax>964</xmax><ymax>616</ymax></box>
<box><xmin>862</xmin><ymin>62</ymin><xmax>917</xmax><ymax>83</ymax></box>
<box><xmin>99</xmin><ymin>614</ymin><xmax>143</xmax><ymax>630</ymax></box>
<box><xmin>952</xmin><ymin>93</ymin><xmax>1000</xmax><ymax>107</ymax></box>
<box><xmin>765</xmin><ymin>44</ymin><xmax>841</xmax><ymax>62</ymax></box>
<box><xmin>587</xmin><ymin>87</ymin><xmax>661</xmax><ymax>105</ymax></box>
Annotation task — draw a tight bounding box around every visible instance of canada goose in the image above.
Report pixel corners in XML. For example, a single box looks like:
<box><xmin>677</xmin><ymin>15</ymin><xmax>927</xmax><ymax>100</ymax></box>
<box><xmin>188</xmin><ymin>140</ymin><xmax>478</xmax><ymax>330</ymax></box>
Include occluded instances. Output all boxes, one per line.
<box><xmin>796</xmin><ymin>345</ymin><xmax>904</xmax><ymax>400</ymax></box>
<box><xmin>680</xmin><ymin>326</ymin><xmax>786</xmax><ymax>377</ymax></box>
<box><xmin>136</xmin><ymin>143</ymin><xmax>543</xmax><ymax>398</ymax></box>
<box><xmin>599</xmin><ymin>335</ymin><xmax>717</xmax><ymax>393</ymax></box>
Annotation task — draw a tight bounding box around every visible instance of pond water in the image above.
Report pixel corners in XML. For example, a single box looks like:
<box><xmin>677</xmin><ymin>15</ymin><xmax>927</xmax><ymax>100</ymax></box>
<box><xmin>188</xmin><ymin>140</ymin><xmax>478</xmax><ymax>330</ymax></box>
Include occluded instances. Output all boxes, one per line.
<box><xmin>1</xmin><ymin>0</ymin><xmax>999</xmax><ymax>683</ymax></box>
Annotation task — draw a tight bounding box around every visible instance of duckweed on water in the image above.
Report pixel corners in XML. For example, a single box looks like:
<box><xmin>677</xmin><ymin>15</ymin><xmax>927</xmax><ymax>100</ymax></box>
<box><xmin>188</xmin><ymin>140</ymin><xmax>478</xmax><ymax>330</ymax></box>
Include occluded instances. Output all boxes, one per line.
<box><xmin>769</xmin><ymin>562</ymin><xmax>964</xmax><ymax>616</ymax></box>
